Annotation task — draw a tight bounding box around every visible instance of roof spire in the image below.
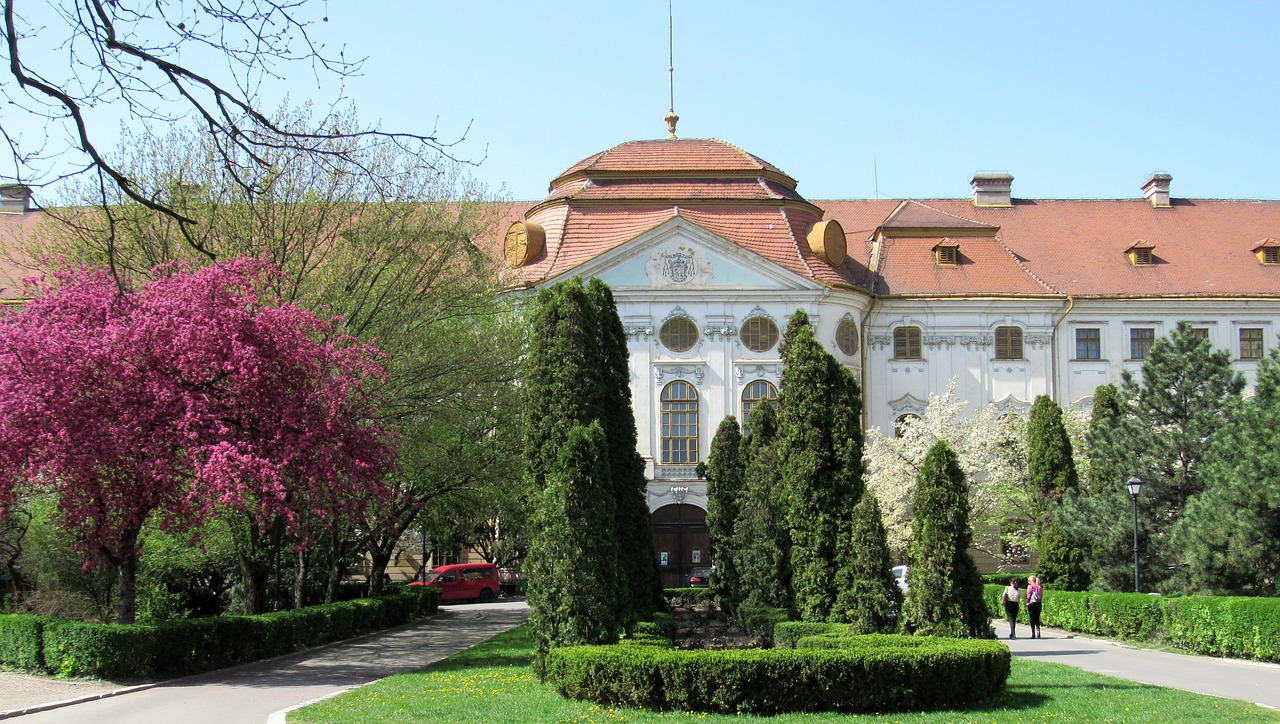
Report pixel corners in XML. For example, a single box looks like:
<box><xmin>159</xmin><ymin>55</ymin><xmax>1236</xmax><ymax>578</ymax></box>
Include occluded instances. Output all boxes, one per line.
<box><xmin>665</xmin><ymin>0</ymin><xmax>679</xmax><ymax>139</ymax></box>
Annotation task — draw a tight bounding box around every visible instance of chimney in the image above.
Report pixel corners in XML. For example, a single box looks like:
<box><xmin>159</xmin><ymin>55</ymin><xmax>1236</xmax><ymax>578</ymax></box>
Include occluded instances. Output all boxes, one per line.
<box><xmin>970</xmin><ymin>172</ymin><xmax>1013</xmax><ymax>208</ymax></box>
<box><xmin>0</xmin><ymin>184</ymin><xmax>31</xmax><ymax>214</ymax></box>
<box><xmin>1142</xmin><ymin>173</ymin><xmax>1172</xmax><ymax>208</ymax></box>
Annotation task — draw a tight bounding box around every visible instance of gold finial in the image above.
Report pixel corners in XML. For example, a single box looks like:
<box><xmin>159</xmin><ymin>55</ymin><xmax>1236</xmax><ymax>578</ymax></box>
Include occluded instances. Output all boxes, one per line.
<box><xmin>666</xmin><ymin>0</ymin><xmax>678</xmax><ymax>139</ymax></box>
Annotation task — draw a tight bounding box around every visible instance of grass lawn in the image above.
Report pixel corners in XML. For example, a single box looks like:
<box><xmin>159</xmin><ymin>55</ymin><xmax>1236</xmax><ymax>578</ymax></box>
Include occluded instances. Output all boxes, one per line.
<box><xmin>290</xmin><ymin>625</ymin><xmax>1278</xmax><ymax>723</ymax></box>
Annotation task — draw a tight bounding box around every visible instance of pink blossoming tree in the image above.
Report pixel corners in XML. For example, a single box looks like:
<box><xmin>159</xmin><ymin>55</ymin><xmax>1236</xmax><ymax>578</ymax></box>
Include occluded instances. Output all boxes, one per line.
<box><xmin>0</xmin><ymin>259</ymin><xmax>394</xmax><ymax>623</ymax></box>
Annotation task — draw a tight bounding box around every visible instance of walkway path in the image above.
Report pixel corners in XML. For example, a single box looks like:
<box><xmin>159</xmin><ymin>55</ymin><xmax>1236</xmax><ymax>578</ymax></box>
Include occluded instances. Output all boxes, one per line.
<box><xmin>996</xmin><ymin>620</ymin><xmax>1280</xmax><ymax>710</ymax></box>
<box><xmin>5</xmin><ymin>607</ymin><xmax>1275</xmax><ymax>721</ymax></box>
<box><xmin>1</xmin><ymin>600</ymin><xmax>528</xmax><ymax>723</ymax></box>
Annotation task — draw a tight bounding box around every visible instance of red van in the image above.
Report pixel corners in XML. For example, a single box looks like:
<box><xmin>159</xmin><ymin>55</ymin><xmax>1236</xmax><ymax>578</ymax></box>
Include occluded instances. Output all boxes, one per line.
<box><xmin>410</xmin><ymin>563</ymin><xmax>500</xmax><ymax>603</ymax></box>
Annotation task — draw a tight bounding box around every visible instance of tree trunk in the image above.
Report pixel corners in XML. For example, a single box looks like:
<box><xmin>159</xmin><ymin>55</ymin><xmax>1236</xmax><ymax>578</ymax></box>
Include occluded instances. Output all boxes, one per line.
<box><xmin>116</xmin><ymin>558</ymin><xmax>138</xmax><ymax>624</ymax></box>
<box><xmin>293</xmin><ymin>548</ymin><xmax>306</xmax><ymax>609</ymax></box>
<box><xmin>239</xmin><ymin>552</ymin><xmax>271</xmax><ymax>615</ymax></box>
<box><xmin>366</xmin><ymin>544</ymin><xmax>393</xmax><ymax>597</ymax></box>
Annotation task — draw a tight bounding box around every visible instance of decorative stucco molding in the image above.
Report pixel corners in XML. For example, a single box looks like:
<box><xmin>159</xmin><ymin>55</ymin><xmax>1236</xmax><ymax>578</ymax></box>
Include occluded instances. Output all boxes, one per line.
<box><xmin>645</xmin><ymin>245</ymin><xmax>715</xmax><ymax>288</ymax></box>
<box><xmin>653</xmin><ymin>363</ymin><xmax>706</xmax><ymax>383</ymax></box>
<box><xmin>925</xmin><ymin>335</ymin><xmax>956</xmax><ymax>350</ymax></box>
<box><xmin>993</xmin><ymin>394</ymin><xmax>1031</xmax><ymax>418</ymax></box>
<box><xmin>959</xmin><ymin>335</ymin><xmax>993</xmax><ymax>351</ymax></box>
<box><xmin>889</xmin><ymin>393</ymin><xmax>928</xmax><ymax>417</ymax></box>
<box><xmin>868</xmin><ymin>334</ymin><xmax>891</xmax><ymax>351</ymax></box>
<box><xmin>734</xmin><ymin>362</ymin><xmax>782</xmax><ymax>382</ymax></box>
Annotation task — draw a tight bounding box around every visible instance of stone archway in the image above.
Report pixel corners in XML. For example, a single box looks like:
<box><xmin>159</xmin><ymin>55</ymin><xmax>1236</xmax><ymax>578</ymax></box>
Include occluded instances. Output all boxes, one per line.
<box><xmin>650</xmin><ymin>503</ymin><xmax>710</xmax><ymax>589</ymax></box>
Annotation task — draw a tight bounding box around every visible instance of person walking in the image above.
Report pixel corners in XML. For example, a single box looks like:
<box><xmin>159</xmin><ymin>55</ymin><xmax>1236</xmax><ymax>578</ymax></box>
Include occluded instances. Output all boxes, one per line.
<box><xmin>1026</xmin><ymin>575</ymin><xmax>1044</xmax><ymax>638</ymax></box>
<box><xmin>1000</xmin><ymin>577</ymin><xmax>1021</xmax><ymax>639</ymax></box>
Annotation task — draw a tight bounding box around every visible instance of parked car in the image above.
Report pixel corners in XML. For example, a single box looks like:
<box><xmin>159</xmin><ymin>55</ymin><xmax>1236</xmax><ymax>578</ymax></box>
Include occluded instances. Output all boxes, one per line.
<box><xmin>408</xmin><ymin>563</ymin><xmax>500</xmax><ymax>603</ymax></box>
<box><xmin>687</xmin><ymin>566</ymin><xmax>712</xmax><ymax>588</ymax></box>
<box><xmin>892</xmin><ymin>565</ymin><xmax>910</xmax><ymax>594</ymax></box>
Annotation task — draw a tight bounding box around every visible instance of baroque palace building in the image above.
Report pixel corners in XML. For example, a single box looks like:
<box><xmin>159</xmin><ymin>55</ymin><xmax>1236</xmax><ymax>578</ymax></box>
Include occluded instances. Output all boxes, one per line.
<box><xmin>487</xmin><ymin>134</ymin><xmax>1280</xmax><ymax>585</ymax></box>
<box><xmin>4</xmin><ymin>134</ymin><xmax>1279</xmax><ymax>583</ymax></box>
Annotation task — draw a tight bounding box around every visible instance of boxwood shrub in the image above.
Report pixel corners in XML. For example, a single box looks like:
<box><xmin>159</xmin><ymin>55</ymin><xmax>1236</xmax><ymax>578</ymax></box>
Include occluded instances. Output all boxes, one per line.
<box><xmin>544</xmin><ymin>635</ymin><xmax>1010</xmax><ymax>714</ymax></box>
<box><xmin>20</xmin><ymin>586</ymin><xmax>442</xmax><ymax>678</ymax></box>
<box><xmin>662</xmin><ymin>587</ymin><xmax>715</xmax><ymax>607</ymax></box>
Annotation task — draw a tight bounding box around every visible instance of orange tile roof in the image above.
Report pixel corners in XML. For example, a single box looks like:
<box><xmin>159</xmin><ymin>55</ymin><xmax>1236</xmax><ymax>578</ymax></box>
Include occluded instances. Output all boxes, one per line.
<box><xmin>872</xmin><ymin>235</ymin><xmax>1053</xmax><ymax>296</ymax></box>
<box><xmin>550</xmin><ymin>139</ymin><xmax>794</xmax><ymax>189</ymax></box>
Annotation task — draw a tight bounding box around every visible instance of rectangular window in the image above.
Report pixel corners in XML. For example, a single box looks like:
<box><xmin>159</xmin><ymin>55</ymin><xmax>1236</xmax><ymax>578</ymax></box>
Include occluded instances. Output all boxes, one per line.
<box><xmin>894</xmin><ymin>326</ymin><xmax>922</xmax><ymax>359</ymax></box>
<box><xmin>1075</xmin><ymin>328</ymin><xmax>1100</xmax><ymax>360</ymax></box>
<box><xmin>995</xmin><ymin>326</ymin><xmax>1023</xmax><ymax>360</ymax></box>
<box><xmin>1130</xmin><ymin>328</ymin><xmax>1155</xmax><ymax>359</ymax></box>
<box><xmin>1240</xmin><ymin>328</ymin><xmax>1264</xmax><ymax>360</ymax></box>
<box><xmin>1264</xmin><ymin>247</ymin><xmax>1279</xmax><ymax>264</ymax></box>
<box><xmin>1188</xmin><ymin>327</ymin><xmax>1210</xmax><ymax>341</ymax></box>
<box><xmin>935</xmin><ymin>246</ymin><xmax>958</xmax><ymax>266</ymax></box>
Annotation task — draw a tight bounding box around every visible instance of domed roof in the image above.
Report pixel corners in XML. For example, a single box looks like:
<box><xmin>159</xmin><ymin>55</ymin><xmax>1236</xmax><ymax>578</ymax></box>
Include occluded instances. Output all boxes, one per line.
<box><xmin>549</xmin><ymin>138</ymin><xmax>797</xmax><ymax>192</ymax></box>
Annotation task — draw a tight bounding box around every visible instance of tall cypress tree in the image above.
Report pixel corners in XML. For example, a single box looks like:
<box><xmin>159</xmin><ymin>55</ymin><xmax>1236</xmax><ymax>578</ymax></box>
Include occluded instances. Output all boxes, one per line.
<box><xmin>1086</xmin><ymin>383</ymin><xmax>1122</xmax><ymax>495</ymax></box>
<box><xmin>586</xmin><ymin>278</ymin><xmax>663</xmax><ymax>621</ymax></box>
<box><xmin>899</xmin><ymin>440</ymin><xmax>993</xmax><ymax>639</ymax></box>
<box><xmin>832</xmin><ymin>493</ymin><xmax>901</xmax><ymax>633</ymax></box>
<box><xmin>777</xmin><ymin>310</ymin><xmax>862</xmax><ymax>621</ymax></box>
<box><xmin>704</xmin><ymin>416</ymin><xmax>745</xmax><ymax>598</ymax></box>
<box><xmin>733</xmin><ymin>401</ymin><xmax>788</xmax><ymax>609</ymax></box>
<box><xmin>1027</xmin><ymin>395</ymin><xmax>1087</xmax><ymax>589</ymax></box>
<box><xmin>525</xmin><ymin>422</ymin><xmax>620</xmax><ymax>677</ymax></box>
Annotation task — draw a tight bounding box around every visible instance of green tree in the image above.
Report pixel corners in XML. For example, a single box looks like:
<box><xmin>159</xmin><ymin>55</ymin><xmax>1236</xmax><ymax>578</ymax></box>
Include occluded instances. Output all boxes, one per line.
<box><xmin>732</xmin><ymin>400</ymin><xmax>789</xmax><ymax>609</ymax></box>
<box><xmin>524</xmin><ymin>422</ymin><xmax>620</xmax><ymax>677</ymax></box>
<box><xmin>703</xmin><ymin>417</ymin><xmax>745</xmax><ymax>598</ymax></box>
<box><xmin>585</xmin><ymin>279</ymin><xmax>662</xmax><ymax>622</ymax></box>
<box><xmin>832</xmin><ymin>493</ymin><xmax>901</xmax><ymax>633</ymax></box>
<box><xmin>1026</xmin><ymin>396</ymin><xmax>1087</xmax><ymax>589</ymax></box>
<box><xmin>1085</xmin><ymin>384</ymin><xmax>1122</xmax><ymax>494</ymax></box>
<box><xmin>1173</xmin><ymin>346</ymin><xmax>1280</xmax><ymax>596</ymax></box>
<box><xmin>899</xmin><ymin>441</ymin><xmax>993</xmax><ymax>639</ymax></box>
<box><xmin>1075</xmin><ymin>322</ymin><xmax>1245</xmax><ymax>591</ymax></box>
<box><xmin>777</xmin><ymin>310</ymin><xmax>862</xmax><ymax>621</ymax></box>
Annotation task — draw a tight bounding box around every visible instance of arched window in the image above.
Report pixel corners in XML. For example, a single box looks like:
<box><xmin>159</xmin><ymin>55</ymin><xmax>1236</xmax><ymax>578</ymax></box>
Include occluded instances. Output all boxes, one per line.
<box><xmin>660</xmin><ymin>316</ymin><xmax>699</xmax><ymax>352</ymax></box>
<box><xmin>894</xmin><ymin>413</ymin><xmax>921</xmax><ymax>438</ymax></box>
<box><xmin>661</xmin><ymin>381</ymin><xmax>699</xmax><ymax>464</ymax></box>
<box><xmin>741</xmin><ymin>380</ymin><xmax>778</xmax><ymax>431</ymax></box>
<box><xmin>740</xmin><ymin>316</ymin><xmax>779</xmax><ymax>353</ymax></box>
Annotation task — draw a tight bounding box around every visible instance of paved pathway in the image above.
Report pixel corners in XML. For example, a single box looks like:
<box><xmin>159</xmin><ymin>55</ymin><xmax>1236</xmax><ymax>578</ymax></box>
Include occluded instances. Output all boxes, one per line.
<box><xmin>5</xmin><ymin>607</ymin><xmax>1276</xmax><ymax>721</ymax></box>
<box><xmin>995</xmin><ymin>620</ymin><xmax>1280</xmax><ymax>710</ymax></box>
<box><xmin>1</xmin><ymin>600</ymin><xmax>527</xmax><ymax>723</ymax></box>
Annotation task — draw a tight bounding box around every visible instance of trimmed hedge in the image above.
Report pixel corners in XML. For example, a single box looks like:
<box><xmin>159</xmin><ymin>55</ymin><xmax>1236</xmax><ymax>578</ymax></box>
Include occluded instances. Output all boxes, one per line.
<box><xmin>5</xmin><ymin>586</ymin><xmax>441</xmax><ymax>678</ymax></box>
<box><xmin>0</xmin><ymin>614</ymin><xmax>47</xmax><ymax>672</ymax></box>
<box><xmin>630</xmin><ymin>611</ymin><xmax>677</xmax><ymax>641</ymax></box>
<box><xmin>544</xmin><ymin>634</ymin><xmax>1010</xmax><ymax>714</ymax></box>
<box><xmin>982</xmin><ymin>584</ymin><xmax>1280</xmax><ymax>662</ymax></box>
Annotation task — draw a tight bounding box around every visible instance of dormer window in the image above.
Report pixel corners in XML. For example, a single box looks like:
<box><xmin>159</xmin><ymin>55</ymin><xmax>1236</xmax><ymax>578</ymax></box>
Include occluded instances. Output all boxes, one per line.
<box><xmin>934</xmin><ymin>241</ymin><xmax>959</xmax><ymax>266</ymax></box>
<box><xmin>1254</xmin><ymin>239</ymin><xmax>1279</xmax><ymax>265</ymax></box>
<box><xmin>1126</xmin><ymin>241</ymin><xmax>1156</xmax><ymax>266</ymax></box>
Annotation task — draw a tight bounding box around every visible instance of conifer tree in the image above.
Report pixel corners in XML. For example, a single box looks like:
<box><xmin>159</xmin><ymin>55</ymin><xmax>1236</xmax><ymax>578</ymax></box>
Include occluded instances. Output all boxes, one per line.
<box><xmin>1026</xmin><ymin>395</ymin><xmax>1087</xmax><ymax>589</ymax></box>
<box><xmin>899</xmin><ymin>441</ymin><xmax>993</xmax><ymax>638</ymax></box>
<box><xmin>832</xmin><ymin>493</ymin><xmax>901</xmax><ymax>633</ymax></box>
<box><xmin>1073</xmin><ymin>322</ymin><xmax>1244</xmax><ymax>590</ymax></box>
<box><xmin>704</xmin><ymin>416</ymin><xmax>745</xmax><ymax>598</ymax></box>
<box><xmin>585</xmin><ymin>279</ymin><xmax>664</xmax><ymax>620</ymax></box>
<box><xmin>1086</xmin><ymin>384</ymin><xmax>1122</xmax><ymax>494</ymax></box>
<box><xmin>1173</xmin><ymin>346</ymin><xmax>1280</xmax><ymax>596</ymax></box>
<box><xmin>732</xmin><ymin>401</ymin><xmax>789</xmax><ymax>609</ymax></box>
<box><xmin>777</xmin><ymin>310</ymin><xmax>862</xmax><ymax>621</ymax></box>
<box><xmin>525</xmin><ymin>422</ymin><xmax>620</xmax><ymax>677</ymax></box>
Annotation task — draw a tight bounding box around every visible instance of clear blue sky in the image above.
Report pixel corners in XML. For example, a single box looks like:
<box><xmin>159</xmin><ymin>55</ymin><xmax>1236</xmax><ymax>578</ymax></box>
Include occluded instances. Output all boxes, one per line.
<box><xmin>10</xmin><ymin>2</ymin><xmax>1280</xmax><ymax>203</ymax></box>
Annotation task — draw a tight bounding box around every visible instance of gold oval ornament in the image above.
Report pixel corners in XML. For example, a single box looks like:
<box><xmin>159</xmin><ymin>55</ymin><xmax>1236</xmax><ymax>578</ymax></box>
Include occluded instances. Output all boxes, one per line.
<box><xmin>504</xmin><ymin>221</ymin><xmax>545</xmax><ymax>268</ymax></box>
<box><xmin>807</xmin><ymin>219</ymin><xmax>847</xmax><ymax>266</ymax></box>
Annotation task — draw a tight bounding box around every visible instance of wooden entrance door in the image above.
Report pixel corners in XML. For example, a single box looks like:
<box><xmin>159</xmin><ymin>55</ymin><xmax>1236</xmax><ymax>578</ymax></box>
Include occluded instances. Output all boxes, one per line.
<box><xmin>650</xmin><ymin>504</ymin><xmax>710</xmax><ymax>589</ymax></box>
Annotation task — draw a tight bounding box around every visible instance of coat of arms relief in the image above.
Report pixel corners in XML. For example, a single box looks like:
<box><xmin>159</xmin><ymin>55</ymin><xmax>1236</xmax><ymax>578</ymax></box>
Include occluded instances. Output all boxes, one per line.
<box><xmin>645</xmin><ymin>245</ymin><xmax>714</xmax><ymax>288</ymax></box>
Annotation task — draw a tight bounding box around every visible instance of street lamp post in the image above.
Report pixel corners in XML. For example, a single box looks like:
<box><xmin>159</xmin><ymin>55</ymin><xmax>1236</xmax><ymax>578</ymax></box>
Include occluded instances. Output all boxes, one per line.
<box><xmin>1127</xmin><ymin>476</ymin><xmax>1143</xmax><ymax>593</ymax></box>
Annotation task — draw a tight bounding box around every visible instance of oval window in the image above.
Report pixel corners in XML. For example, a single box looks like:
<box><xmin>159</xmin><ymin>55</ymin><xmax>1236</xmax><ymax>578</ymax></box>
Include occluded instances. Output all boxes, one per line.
<box><xmin>740</xmin><ymin>316</ymin><xmax>779</xmax><ymax>353</ymax></box>
<box><xmin>659</xmin><ymin>316</ymin><xmax>699</xmax><ymax>352</ymax></box>
<box><xmin>835</xmin><ymin>319</ymin><xmax>859</xmax><ymax>356</ymax></box>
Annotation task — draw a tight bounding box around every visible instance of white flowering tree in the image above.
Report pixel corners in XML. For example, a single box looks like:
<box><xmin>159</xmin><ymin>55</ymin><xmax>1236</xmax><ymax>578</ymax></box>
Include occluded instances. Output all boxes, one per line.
<box><xmin>865</xmin><ymin>380</ymin><xmax>1095</xmax><ymax>565</ymax></box>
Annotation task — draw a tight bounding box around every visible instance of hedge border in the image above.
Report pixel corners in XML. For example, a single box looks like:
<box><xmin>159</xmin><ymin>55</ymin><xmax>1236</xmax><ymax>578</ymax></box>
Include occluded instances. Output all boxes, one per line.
<box><xmin>983</xmin><ymin>584</ymin><xmax>1280</xmax><ymax>662</ymax></box>
<box><xmin>545</xmin><ymin>634</ymin><xmax>1010</xmax><ymax>715</ymax></box>
<box><xmin>2</xmin><ymin>586</ymin><xmax>441</xmax><ymax>678</ymax></box>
